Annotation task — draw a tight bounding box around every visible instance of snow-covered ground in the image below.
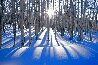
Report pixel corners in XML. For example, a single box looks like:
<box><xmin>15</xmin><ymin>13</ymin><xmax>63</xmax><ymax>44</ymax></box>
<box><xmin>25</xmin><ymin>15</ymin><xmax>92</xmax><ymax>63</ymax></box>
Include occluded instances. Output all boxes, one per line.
<box><xmin>0</xmin><ymin>27</ymin><xmax>98</xmax><ymax>65</ymax></box>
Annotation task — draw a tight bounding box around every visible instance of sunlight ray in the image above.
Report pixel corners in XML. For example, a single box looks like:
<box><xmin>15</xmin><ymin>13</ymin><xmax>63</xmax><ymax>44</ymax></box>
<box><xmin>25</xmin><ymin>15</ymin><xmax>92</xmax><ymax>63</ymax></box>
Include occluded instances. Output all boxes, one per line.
<box><xmin>34</xmin><ymin>29</ymin><xmax>47</xmax><ymax>47</ymax></box>
<box><xmin>12</xmin><ymin>47</ymin><xmax>29</xmax><ymax>57</ymax></box>
<box><xmin>54</xmin><ymin>46</ymin><xmax>68</xmax><ymax>60</ymax></box>
<box><xmin>33</xmin><ymin>47</ymin><xmax>44</xmax><ymax>59</ymax></box>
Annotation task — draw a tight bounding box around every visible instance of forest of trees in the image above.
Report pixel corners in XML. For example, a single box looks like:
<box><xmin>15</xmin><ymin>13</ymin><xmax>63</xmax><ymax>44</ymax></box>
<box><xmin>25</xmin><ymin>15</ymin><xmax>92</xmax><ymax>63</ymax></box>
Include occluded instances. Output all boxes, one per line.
<box><xmin>0</xmin><ymin>0</ymin><xmax>98</xmax><ymax>48</ymax></box>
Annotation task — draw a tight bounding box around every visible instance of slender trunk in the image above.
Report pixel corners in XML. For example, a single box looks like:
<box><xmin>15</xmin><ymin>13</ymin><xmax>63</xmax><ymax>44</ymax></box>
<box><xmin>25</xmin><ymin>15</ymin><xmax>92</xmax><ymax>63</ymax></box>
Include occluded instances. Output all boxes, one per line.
<box><xmin>0</xmin><ymin>0</ymin><xmax>4</xmax><ymax>48</ymax></box>
<box><xmin>20</xmin><ymin>0</ymin><xmax>25</xmax><ymax>46</ymax></box>
<box><xmin>12</xmin><ymin>0</ymin><xmax>16</xmax><ymax>47</ymax></box>
<box><xmin>29</xmin><ymin>0</ymin><xmax>32</xmax><ymax>46</ymax></box>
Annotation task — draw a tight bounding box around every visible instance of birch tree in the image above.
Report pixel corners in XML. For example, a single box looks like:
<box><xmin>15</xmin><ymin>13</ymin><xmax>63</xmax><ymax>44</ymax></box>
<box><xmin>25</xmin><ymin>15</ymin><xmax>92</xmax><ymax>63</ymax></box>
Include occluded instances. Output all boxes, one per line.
<box><xmin>11</xmin><ymin>0</ymin><xmax>16</xmax><ymax>47</ymax></box>
<box><xmin>20</xmin><ymin>0</ymin><xmax>25</xmax><ymax>46</ymax></box>
<box><xmin>0</xmin><ymin>0</ymin><xmax>4</xmax><ymax>48</ymax></box>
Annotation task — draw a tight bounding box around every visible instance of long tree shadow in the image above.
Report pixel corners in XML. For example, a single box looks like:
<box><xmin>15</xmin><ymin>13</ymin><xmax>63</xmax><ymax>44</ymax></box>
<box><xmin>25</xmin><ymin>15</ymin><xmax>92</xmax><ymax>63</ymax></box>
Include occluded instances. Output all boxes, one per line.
<box><xmin>32</xmin><ymin>28</ymin><xmax>46</xmax><ymax>47</ymax></box>
<box><xmin>38</xmin><ymin>31</ymin><xmax>48</xmax><ymax>47</ymax></box>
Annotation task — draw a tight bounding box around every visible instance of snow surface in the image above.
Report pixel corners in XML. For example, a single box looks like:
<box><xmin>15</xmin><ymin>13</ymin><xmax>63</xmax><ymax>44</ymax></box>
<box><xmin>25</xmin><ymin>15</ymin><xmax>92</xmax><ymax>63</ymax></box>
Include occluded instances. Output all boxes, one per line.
<box><xmin>0</xmin><ymin>27</ymin><xmax>98</xmax><ymax>65</ymax></box>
